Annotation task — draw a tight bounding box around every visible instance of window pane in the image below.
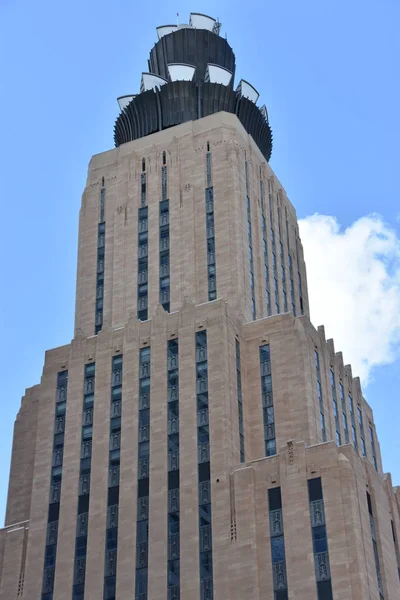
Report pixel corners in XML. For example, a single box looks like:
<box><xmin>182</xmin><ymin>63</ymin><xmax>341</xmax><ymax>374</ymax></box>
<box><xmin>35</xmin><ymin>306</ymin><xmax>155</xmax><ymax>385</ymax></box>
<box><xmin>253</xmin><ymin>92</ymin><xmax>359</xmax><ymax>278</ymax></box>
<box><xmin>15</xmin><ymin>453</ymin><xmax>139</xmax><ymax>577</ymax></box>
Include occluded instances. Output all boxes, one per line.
<box><xmin>271</xmin><ymin>536</ymin><xmax>285</xmax><ymax>563</ymax></box>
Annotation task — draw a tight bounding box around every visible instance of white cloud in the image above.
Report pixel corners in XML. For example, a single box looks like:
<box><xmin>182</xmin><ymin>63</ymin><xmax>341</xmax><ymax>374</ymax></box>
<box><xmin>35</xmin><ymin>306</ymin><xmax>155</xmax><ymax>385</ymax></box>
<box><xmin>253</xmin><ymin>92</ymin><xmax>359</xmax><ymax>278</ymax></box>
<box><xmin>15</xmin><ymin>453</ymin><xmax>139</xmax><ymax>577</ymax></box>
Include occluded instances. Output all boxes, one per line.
<box><xmin>298</xmin><ymin>214</ymin><xmax>400</xmax><ymax>385</ymax></box>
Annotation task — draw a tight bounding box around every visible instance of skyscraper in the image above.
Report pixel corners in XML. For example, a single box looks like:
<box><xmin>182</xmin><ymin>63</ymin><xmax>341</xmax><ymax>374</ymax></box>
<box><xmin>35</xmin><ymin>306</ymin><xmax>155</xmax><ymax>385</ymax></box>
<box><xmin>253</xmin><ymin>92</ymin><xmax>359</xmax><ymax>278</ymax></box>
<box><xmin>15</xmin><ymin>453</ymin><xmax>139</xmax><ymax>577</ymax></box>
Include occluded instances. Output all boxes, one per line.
<box><xmin>1</xmin><ymin>11</ymin><xmax>399</xmax><ymax>600</ymax></box>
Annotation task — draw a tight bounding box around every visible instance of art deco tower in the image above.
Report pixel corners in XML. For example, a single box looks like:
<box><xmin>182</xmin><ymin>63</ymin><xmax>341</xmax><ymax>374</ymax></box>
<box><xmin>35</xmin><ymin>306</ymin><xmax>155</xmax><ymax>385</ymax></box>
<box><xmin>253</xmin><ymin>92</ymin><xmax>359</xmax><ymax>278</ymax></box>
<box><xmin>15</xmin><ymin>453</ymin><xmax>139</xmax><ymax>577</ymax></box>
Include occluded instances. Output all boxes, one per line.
<box><xmin>1</xmin><ymin>13</ymin><xmax>399</xmax><ymax>600</ymax></box>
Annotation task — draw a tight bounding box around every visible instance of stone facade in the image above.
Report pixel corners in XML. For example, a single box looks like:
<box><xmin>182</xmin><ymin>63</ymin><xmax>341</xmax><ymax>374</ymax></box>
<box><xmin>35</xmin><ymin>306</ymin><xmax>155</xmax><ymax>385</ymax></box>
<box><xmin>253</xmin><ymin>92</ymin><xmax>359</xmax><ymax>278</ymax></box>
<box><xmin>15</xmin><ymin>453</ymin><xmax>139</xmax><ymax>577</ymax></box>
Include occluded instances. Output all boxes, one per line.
<box><xmin>74</xmin><ymin>112</ymin><xmax>308</xmax><ymax>337</ymax></box>
<box><xmin>1</xmin><ymin>115</ymin><xmax>399</xmax><ymax>600</ymax></box>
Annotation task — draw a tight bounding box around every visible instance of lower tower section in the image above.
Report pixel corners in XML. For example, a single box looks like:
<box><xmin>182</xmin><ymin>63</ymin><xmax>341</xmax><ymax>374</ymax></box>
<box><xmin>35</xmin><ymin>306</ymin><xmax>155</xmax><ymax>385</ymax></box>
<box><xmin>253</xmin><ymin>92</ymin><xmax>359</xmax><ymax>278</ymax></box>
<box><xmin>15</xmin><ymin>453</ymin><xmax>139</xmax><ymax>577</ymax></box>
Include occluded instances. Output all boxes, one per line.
<box><xmin>1</xmin><ymin>300</ymin><xmax>399</xmax><ymax>599</ymax></box>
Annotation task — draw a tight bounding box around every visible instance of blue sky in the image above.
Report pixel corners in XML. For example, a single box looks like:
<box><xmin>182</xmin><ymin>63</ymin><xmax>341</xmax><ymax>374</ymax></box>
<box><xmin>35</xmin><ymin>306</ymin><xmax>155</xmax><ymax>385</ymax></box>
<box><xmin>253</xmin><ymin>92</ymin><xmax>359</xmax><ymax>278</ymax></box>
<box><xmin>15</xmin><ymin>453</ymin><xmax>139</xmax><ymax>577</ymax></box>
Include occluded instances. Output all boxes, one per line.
<box><xmin>0</xmin><ymin>0</ymin><xmax>399</xmax><ymax>523</ymax></box>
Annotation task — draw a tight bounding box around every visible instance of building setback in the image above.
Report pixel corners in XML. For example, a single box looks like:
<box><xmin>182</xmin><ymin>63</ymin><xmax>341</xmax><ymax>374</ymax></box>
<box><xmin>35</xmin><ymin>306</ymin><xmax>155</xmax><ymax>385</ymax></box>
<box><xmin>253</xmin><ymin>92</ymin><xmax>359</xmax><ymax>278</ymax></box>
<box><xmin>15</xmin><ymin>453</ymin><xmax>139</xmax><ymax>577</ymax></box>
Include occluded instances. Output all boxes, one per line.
<box><xmin>1</xmin><ymin>12</ymin><xmax>399</xmax><ymax>600</ymax></box>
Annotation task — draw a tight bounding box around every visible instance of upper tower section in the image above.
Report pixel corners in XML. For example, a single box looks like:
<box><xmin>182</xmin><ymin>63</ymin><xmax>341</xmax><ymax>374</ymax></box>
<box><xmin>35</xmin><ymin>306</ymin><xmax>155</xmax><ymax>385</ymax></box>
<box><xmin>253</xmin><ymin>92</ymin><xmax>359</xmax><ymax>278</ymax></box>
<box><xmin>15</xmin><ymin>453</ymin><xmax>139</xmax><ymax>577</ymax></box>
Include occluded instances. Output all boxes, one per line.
<box><xmin>114</xmin><ymin>12</ymin><xmax>273</xmax><ymax>162</ymax></box>
<box><xmin>150</xmin><ymin>14</ymin><xmax>234</xmax><ymax>83</ymax></box>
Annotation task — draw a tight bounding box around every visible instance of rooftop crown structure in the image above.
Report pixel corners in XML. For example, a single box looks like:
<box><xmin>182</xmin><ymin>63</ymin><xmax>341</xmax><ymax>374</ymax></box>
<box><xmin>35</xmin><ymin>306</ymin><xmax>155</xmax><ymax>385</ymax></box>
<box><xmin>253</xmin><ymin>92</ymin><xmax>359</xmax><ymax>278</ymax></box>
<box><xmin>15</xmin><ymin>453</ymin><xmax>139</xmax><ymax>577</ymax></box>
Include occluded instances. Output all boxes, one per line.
<box><xmin>1</xmin><ymin>12</ymin><xmax>399</xmax><ymax>600</ymax></box>
<box><xmin>114</xmin><ymin>13</ymin><xmax>272</xmax><ymax>162</ymax></box>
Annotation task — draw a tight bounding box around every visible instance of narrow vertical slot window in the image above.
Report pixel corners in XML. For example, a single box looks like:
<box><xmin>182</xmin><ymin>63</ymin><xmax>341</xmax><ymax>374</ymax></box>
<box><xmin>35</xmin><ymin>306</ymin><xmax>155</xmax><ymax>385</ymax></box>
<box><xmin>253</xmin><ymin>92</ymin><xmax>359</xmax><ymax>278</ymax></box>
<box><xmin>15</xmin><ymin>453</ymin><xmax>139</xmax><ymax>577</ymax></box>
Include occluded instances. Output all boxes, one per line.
<box><xmin>138</xmin><ymin>161</ymin><xmax>148</xmax><ymax>318</ymax></box>
<box><xmin>95</xmin><ymin>182</ymin><xmax>106</xmax><ymax>335</ymax></box>
<box><xmin>260</xmin><ymin>172</ymin><xmax>271</xmax><ymax>316</ymax></box>
<box><xmin>135</xmin><ymin>347</ymin><xmax>151</xmax><ymax>600</ymax></box>
<box><xmin>269</xmin><ymin>190</ymin><xmax>279</xmax><ymax>315</ymax></box>
<box><xmin>196</xmin><ymin>331</ymin><xmax>213</xmax><ymax>600</ymax></box>
<box><xmin>245</xmin><ymin>161</ymin><xmax>256</xmax><ymax>319</ymax></box>
<box><xmin>285</xmin><ymin>207</ymin><xmax>295</xmax><ymax>316</ymax></box>
<box><xmin>339</xmin><ymin>383</ymin><xmax>349</xmax><ymax>444</ymax></box>
<box><xmin>295</xmin><ymin>236</ymin><xmax>304</xmax><ymax>314</ymax></box>
<box><xmin>391</xmin><ymin>520</ymin><xmax>400</xmax><ymax>581</ymax></box>
<box><xmin>236</xmin><ymin>340</ymin><xmax>245</xmax><ymax>462</ymax></box>
<box><xmin>103</xmin><ymin>355</ymin><xmax>123</xmax><ymax>600</ymax></box>
<box><xmin>206</xmin><ymin>148</ymin><xmax>216</xmax><ymax>301</ymax></box>
<box><xmin>138</xmin><ymin>164</ymin><xmax>148</xmax><ymax>321</ymax></box>
<box><xmin>160</xmin><ymin>198</ymin><xmax>170</xmax><ymax>312</ymax></box>
<box><xmin>315</xmin><ymin>351</ymin><xmax>326</xmax><ymax>442</ymax></box>
<box><xmin>348</xmin><ymin>394</ymin><xmax>358</xmax><ymax>452</ymax></box>
<box><xmin>268</xmin><ymin>488</ymin><xmax>288</xmax><ymax>600</ymax></box>
<box><xmin>42</xmin><ymin>370</ymin><xmax>68</xmax><ymax>600</ymax></box>
<box><xmin>259</xmin><ymin>344</ymin><xmax>276</xmax><ymax>456</ymax></box>
<box><xmin>357</xmin><ymin>406</ymin><xmax>366</xmax><ymax>456</ymax></box>
<box><xmin>72</xmin><ymin>363</ymin><xmax>95</xmax><ymax>600</ymax></box>
<box><xmin>167</xmin><ymin>339</ymin><xmax>180</xmax><ymax>600</ymax></box>
<box><xmin>308</xmin><ymin>478</ymin><xmax>333</xmax><ymax>600</ymax></box>
<box><xmin>367</xmin><ymin>492</ymin><xmax>384</xmax><ymax>599</ymax></box>
<box><xmin>330</xmin><ymin>370</ymin><xmax>340</xmax><ymax>446</ymax></box>
<box><xmin>277</xmin><ymin>205</ymin><xmax>287</xmax><ymax>312</ymax></box>
<box><xmin>369</xmin><ymin>425</ymin><xmax>378</xmax><ymax>471</ymax></box>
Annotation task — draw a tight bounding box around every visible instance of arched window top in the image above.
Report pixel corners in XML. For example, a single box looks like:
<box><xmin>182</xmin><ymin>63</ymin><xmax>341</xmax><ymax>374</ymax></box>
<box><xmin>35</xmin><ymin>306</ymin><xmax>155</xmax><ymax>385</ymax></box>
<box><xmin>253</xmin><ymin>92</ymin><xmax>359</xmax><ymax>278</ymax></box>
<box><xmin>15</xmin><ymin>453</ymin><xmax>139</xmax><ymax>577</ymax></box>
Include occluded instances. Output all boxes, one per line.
<box><xmin>207</xmin><ymin>141</ymin><xmax>210</xmax><ymax>152</ymax></box>
<box><xmin>142</xmin><ymin>158</ymin><xmax>146</xmax><ymax>172</ymax></box>
<box><xmin>162</xmin><ymin>151</ymin><xmax>167</xmax><ymax>165</ymax></box>
<box><xmin>101</xmin><ymin>176</ymin><xmax>105</xmax><ymax>187</ymax></box>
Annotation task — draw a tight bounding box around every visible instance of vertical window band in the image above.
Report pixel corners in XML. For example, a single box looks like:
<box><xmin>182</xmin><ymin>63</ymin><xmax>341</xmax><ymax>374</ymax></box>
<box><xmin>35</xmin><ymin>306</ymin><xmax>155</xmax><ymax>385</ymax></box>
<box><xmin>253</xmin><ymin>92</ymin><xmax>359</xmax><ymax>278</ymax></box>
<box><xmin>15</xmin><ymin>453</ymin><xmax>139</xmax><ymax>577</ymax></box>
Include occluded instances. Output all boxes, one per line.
<box><xmin>160</xmin><ymin>196</ymin><xmax>170</xmax><ymax>312</ymax></box>
<box><xmin>295</xmin><ymin>236</ymin><xmax>304</xmax><ymax>314</ymax></box>
<box><xmin>245</xmin><ymin>161</ymin><xmax>256</xmax><ymax>319</ymax></box>
<box><xmin>269</xmin><ymin>189</ymin><xmax>279</xmax><ymax>315</ymax></box>
<box><xmin>367</xmin><ymin>492</ymin><xmax>384</xmax><ymax>599</ymax></box>
<box><xmin>72</xmin><ymin>363</ymin><xmax>95</xmax><ymax>600</ymax></box>
<box><xmin>369</xmin><ymin>426</ymin><xmax>378</xmax><ymax>471</ymax></box>
<box><xmin>277</xmin><ymin>205</ymin><xmax>287</xmax><ymax>313</ymax></box>
<box><xmin>196</xmin><ymin>331</ymin><xmax>213</xmax><ymax>600</ymax></box>
<box><xmin>308</xmin><ymin>478</ymin><xmax>333</xmax><ymax>600</ymax></box>
<box><xmin>348</xmin><ymin>394</ymin><xmax>358</xmax><ymax>452</ymax></box>
<box><xmin>268</xmin><ymin>488</ymin><xmax>288</xmax><ymax>600</ymax></box>
<box><xmin>167</xmin><ymin>339</ymin><xmax>180</xmax><ymax>599</ymax></box>
<box><xmin>42</xmin><ymin>370</ymin><xmax>68</xmax><ymax>600</ymax></box>
<box><xmin>206</xmin><ymin>148</ymin><xmax>216</xmax><ymax>301</ymax></box>
<box><xmin>103</xmin><ymin>355</ymin><xmax>123</xmax><ymax>600</ymax></box>
<box><xmin>260</xmin><ymin>173</ymin><xmax>271</xmax><ymax>316</ymax></box>
<box><xmin>236</xmin><ymin>340</ymin><xmax>245</xmax><ymax>462</ymax></box>
<box><xmin>138</xmin><ymin>166</ymin><xmax>148</xmax><ymax>321</ymax></box>
<box><xmin>160</xmin><ymin>156</ymin><xmax>170</xmax><ymax>312</ymax></box>
<box><xmin>315</xmin><ymin>351</ymin><xmax>326</xmax><ymax>442</ymax></box>
<box><xmin>391</xmin><ymin>520</ymin><xmax>400</xmax><ymax>581</ymax></box>
<box><xmin>357</xmin><ymin>406</ymin><xmax>366</xmax><ymax>456</ymax></box>
<box><xmin>285</xmin><ymin>206</ymin><xmax>295</xmax><ymax>316</ymax></box>
<box><xmin>330</xmin><ymin>370</ymin><xmax>341</xmax><ymax>446</ymax></box>
<box><xmin>95</xmin><ymin>183</ymin><xmax>106</xmax><ymax>335</ymax></box>
<box><xmin>339</xmin><ymin>383</ymin><xmax>349</xmax><ymax>444</ymax></box>
<box><xmin>135</xmin><ymin>347</ymin><xmax>151</xmax><ymax>600</ymax></box>
<box><xmin>259</xmin><ymin>344</ymin><xmax>276</xmax><ymax>456</ymax></box>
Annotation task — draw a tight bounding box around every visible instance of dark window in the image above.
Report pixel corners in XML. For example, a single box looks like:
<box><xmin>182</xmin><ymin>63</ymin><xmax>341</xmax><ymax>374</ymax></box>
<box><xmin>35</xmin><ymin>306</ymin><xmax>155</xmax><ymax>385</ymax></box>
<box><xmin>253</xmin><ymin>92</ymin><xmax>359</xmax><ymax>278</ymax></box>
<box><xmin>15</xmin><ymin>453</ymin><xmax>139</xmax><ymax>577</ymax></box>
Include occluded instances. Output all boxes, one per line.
<box><xmin>104</xmin><ymin>576</ymin><xmax>116</xmax><ymax>600</ymax></box>
<box><xmin>271</xmin><ymin>536</ymin><xmax>285</xmax><ymax>563</ymax></box>
<box><xmin>308</xmin><ymin>477</ymin><xmax>323</xmax><ymax>502</ymax></box>
<box><xmin>135</xmin><ymin>567</ymin><xmax>148</xmax><ymax>595</ymax></box>
<box><xmin>317</xmin><ymin>580</ymin><xmax>333</xmax><ymax>600</ymax></box>
<box><xmin>168</xmin><ymin>513</ymin><xmax>180</xmax><ymax>535</ymax></box>
<box><xmin>198</xmin><ymin>462</ymin><xmax>211</xmax><ymax>482</ymax></box>
<box><xmin>268</xmin><ymin>487</ymin><xmax>282</xmax><ymax>511</ymax></box>
<box><xmin>308</xmin><ymin>478</ymin><xmax>332</xmax><ymax>596</ymax></box>
<box><xmin>168</xmin><ymin>560</ymin><xmax>180</xmax><ymax>587</ymax></box>
<box><xmin>44</xmin><ymin>544</ymin><xmax>57</xmax><ymax>568</ymax></box>
<box><xmin>313</xmin><ymin>526</ymin><xmax>328</xmax><ymax>553</ymax></box>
